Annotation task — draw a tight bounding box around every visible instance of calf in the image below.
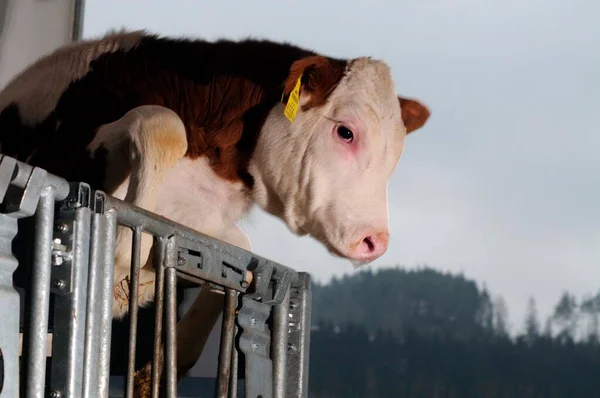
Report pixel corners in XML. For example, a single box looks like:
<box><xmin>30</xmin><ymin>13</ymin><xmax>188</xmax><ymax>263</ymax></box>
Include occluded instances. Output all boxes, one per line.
<box><xmin>0</xmin><ymin>29</ymin><xmax>430</xmax><ymax>395</ymax></box>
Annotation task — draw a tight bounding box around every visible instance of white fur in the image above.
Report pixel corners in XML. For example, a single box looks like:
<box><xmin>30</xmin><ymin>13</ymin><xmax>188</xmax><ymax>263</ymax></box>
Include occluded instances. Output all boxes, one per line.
<box><xmin>155</xmin><ymin>158</ymin><xmax>252</xmax><ymax>242</ymax></box>
<box><xmin>109</xmin><ymin>158</ymin><xmax>254</xmax><ymax>315</ymax></box>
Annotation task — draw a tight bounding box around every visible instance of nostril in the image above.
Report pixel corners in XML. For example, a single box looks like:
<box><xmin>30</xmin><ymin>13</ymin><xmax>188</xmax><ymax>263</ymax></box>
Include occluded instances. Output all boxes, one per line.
<box><xmin>363</xmin><ymin>236</ymin><xmax>375</xmax><ymax>253</ymax></box>
<box><xmin>348</xmin><ymin>231</ymin><xmax>389</xmax><ymax>260</ymax></box>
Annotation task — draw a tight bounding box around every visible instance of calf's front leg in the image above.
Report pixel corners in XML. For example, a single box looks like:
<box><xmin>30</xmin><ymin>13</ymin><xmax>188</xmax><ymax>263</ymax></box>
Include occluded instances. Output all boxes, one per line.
<box><xmin>87</xmin><ymin>105</ymin><xmax>188</xmax><ymax>318</ymax></box>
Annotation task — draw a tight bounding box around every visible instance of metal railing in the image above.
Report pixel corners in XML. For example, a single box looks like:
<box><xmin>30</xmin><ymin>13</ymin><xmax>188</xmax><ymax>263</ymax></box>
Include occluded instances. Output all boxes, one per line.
<box><xmin>0</xmin><ymin>153</ymin><xmax>312</xmax><ymax>398</ymax></box>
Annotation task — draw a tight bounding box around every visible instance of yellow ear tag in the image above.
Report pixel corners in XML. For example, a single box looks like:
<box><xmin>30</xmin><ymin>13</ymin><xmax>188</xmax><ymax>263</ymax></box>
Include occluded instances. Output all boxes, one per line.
<box><xmin>283</xmin><ymin>76</ymin><xmax>302</xmax><ymax>122</ymax></box>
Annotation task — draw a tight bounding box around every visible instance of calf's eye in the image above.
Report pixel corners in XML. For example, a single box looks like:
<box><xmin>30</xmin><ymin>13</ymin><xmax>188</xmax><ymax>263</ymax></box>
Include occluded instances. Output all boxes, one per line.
<box><xmin>336</xmin><ymin>125</ymin><xmax>354</xmax><ymax>142</ymax></box>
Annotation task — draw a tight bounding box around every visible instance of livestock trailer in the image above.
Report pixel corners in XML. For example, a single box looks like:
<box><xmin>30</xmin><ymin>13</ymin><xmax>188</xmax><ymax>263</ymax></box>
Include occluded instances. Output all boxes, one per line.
<box><xmin>0</xmin><ymin>1</ymin><xmax>312</xmax><ymax>397</ymax></box>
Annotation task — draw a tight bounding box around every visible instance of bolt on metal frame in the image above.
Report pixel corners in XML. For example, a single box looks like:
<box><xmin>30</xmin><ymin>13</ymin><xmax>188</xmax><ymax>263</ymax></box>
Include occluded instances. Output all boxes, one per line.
<box><xmin>0</xmin><ymin>154</ymin><xmax>312</xmax><ymax>398</ymax></box>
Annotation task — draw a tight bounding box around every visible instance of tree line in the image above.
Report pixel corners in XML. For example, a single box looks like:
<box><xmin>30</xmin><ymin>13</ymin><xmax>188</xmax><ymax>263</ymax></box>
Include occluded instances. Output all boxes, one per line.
<box><xmin>307</xmin><ymin>267</ymin><xmax>600</xmax><ymax>398</ymax></box>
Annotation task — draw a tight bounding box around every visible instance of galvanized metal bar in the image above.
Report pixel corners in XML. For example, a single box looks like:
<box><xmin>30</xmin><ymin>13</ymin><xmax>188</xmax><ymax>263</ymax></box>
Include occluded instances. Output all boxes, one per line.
<box><xmin>25</xmin><ymin>188</ymin><xmax>55</xmax><ymax>398</ymax></box>
<box><xmin>151</xmin><ymin>238</ymin><xmax>167</xmax><ymax>398</ymax></box>
<box><xmin>285</xmin><ymin>273</ymin><xmax>312</xmax><ymax>398</ymax></box>
<box><xmin>50</xmin><ymin>205</ymin><xmax>92</xmax><ymax>398</ymax></box>
<box><xmin>216</xmin><ymin>288</ymin><xmax>237</xmax><ymax>398</ymax></box>
<box><xmin>107</xmin><ymin>196</ymin><xmax>201</xmax><ymax>239</ymax></box>
<box><xmin>125</xmin><ymin>227</ymin><xmax>143</xmax><ymax>398</ymax></box>
<box><xmin>0</xmin><ymin>213</ymin><xmax>21</xmax><ymax>398</ymax></box>
<box><xmin>272</xmin><ymin>288</ymin><xmax>291</xmax><ymax>398</ymax></box>
<box><xmin>97</xmin><ymin>209</ymin><xmax>117</xmax><ymax>396</ymax></box>
<box><xmin>72</xmin><ymin>0</ymin><xmax>85</xmax><ymax>41</ymax></box>
<box><xmin>173</xmin><ymin>238</ymin><xmax>250</xmax><ymax>293</ymax></box>
<box><xmin>238</xmin><ymin>296</ymin><xmax>273</xmax><ymax>398</ymax></box>
<box><xmin>228</xmin><ymin>324</ymin><xmax>239</xmax><ymax>398</ymax></box>
<box><xmin>82</xmin><ymin>211</ymin><xmax>105</xmax><ymax>398</ymax></box>
<box><xmin>108</xmin><ymin>198</ymin><xmax>252</xmax><ymax>260</ymax></box>
<box><xmin>164</xmin><ymin>238</ymin><xmax>178</xmax><ymax>397</ymax></box>
<box><xmin>0</xmin><ymin>157</ymin><xmax>26</xmax><ymax>398</ymax></box>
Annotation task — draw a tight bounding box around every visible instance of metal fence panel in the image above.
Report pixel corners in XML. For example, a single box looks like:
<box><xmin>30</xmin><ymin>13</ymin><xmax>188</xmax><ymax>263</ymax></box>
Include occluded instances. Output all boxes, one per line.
<box><xmin>0</xmin><ymin>154</ymin><xmax>313</xmax><ymax>398</ymax></box>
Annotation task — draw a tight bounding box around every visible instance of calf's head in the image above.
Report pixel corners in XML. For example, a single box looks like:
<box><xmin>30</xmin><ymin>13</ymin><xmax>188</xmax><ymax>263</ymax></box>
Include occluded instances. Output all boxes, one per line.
<box><xmin>249</xmin><ymin>56</ymin><xmax>430</xmax><ymax>264</ymax></box>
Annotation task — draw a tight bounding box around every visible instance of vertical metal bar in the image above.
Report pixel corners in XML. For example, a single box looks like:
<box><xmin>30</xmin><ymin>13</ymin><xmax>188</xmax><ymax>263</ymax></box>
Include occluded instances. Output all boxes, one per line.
<box><xmin>286</xmin><ymin>273</ymin><xmax>312</xmax><ymax>398</ymax></box>
<box><xmin>0</xmin><ymin>214</ymin><xmax>21</xmax><ymax>398</ymax></box>
<box><xmin>239</xmin><ymin>296</ymin><xmax>273</xmax><ymax>398</ymax></box>
<box><xmin>216</xmin><ymin>289</ymin><xmax>237</xmax><ymax>398</ymax></box>
<box><xmin>97</xmin><ymin>209</ymin><xmax>117</xmax><ymax>396</ymax></box>
<box><xmin>82</xmin><ymin>212</ymin><xmax>105</xmax><ymax>398</ymax></box>
<box><xmin>228</xmin><ymin>324</ymin><xmax>239</xmax><ymax>398</ymax></box>
<box><xmin>272</xmin><ymin>288</ymin><xmax>291</xmax><ymax>398</ymax></box>
<box><xmin>151</xmin><ymin>238</ymin><xmax>167</xmax><ymax>398</ymax></box>
<box><xmin>164</xmin><ymin>238</ymin><xmax>178</xmax><ymax>397</ymax></box>
<box><xmin>71</xmin><ymin>0</ymin><xmax>85</xmax><ymax>41</ymax></box>
<box><xmin>50</xmin><ymin>206</ymin><xmax>92</xmax><ymax>397</ymax></box>
<box><xmin>125</xmin><ymin>227</ymin><xmax>143</xmax><ymax>398</ymax></box>
<box><xmin>25</xmin><ymin>188</ymin><xmax>55</xmax><ymax>398</ymax></box>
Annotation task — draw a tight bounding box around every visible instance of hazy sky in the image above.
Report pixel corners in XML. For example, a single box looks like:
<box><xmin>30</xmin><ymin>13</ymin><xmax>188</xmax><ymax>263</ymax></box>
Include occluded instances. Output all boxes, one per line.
<box><xmin>83</xmin><ymin>0</ymin><xmax>599</xmax><ymax>330</ymax></box>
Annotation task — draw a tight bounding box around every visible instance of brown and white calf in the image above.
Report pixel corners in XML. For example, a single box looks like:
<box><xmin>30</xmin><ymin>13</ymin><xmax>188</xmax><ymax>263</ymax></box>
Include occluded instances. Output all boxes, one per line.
<box><xmin>0</xmin><ymin>29</ymin><xmax>430</xmax><ymax>393</ymax></box>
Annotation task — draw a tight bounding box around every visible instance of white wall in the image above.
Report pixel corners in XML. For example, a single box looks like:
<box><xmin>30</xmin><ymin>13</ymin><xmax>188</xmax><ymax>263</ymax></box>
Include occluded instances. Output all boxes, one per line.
<box><xmin>0</xmin><ymin>0</ymin><xmax>82</xmax><ymax>89</ymax></box>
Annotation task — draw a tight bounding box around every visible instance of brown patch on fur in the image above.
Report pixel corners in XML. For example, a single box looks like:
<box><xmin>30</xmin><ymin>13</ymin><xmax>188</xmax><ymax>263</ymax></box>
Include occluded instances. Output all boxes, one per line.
<box><xmin>183</xmin><ymin>76</ymin><xmax>266</xmax><ymax>183</ymax></box>
<box><xmin>283</xmin><ymin>56</ymin><xmax>347</xmax><ymax>111</ymax></box>
<box><xmin>398</xmin><ymin>97</ymin><xmax>431</xmax><ymax>133</ymax></box>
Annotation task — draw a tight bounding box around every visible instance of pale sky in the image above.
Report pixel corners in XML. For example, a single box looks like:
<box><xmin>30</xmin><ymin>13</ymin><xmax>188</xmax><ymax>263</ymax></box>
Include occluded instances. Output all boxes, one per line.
<box><xmin>82</xmin><ymin>0</ymin><xmax>600</xmax><ymax>331</ymax></box>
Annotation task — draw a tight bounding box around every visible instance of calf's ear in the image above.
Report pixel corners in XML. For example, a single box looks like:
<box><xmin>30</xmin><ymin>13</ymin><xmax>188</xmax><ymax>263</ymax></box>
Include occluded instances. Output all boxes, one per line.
<box><xmin>398</xmin><ymin>97</ymin><xmax>430</xmax><ymax>134</ymax></box>
<box><xmin>283</xmin><ymin>56</ymin><xmax>346</xmax><ymax>109</ymax></box>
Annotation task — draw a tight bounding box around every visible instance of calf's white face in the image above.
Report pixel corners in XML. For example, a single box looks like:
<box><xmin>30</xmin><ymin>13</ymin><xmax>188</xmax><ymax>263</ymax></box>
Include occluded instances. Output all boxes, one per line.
<box><xmin>250</xmin><ymin>56</ymin><xmax>430</xmax><ymax>264</ymax></box>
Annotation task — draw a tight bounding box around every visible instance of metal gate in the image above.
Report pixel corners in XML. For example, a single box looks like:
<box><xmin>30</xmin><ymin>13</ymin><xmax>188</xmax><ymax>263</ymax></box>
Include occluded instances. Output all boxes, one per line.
<box><xmin>0</xmin><ymin>153</ymin><xmax>312</xmax><ymax>398</ymax></box>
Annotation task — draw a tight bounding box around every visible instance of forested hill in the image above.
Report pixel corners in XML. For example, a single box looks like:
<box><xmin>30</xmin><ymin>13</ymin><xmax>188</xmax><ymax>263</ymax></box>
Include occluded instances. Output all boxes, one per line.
<box><xmin>312</xmin><ymin>267</ymin><xmax>491</xmax><ymax>341</ymax></box>
<box><xmin>308</xmin><ymin>267</ymin><xmax>600</xmax><ymax>398</ymax></box>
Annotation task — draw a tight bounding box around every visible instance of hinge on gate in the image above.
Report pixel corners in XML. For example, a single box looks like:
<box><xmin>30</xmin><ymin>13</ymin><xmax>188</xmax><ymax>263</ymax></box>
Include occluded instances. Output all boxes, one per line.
<box><xmin>50</xmin><ymin>224</ymin><xmax>74</xmax><ymax>295</ymax></box>
<box><xmin>50</xmin><ymin>182</ymin><xmax>93</xmax><ymax>295</ymax></box>
<box><xmin>51</xmin><ymin>237</ymin><xmax>72</xmax><ymax>266</ymax></box>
